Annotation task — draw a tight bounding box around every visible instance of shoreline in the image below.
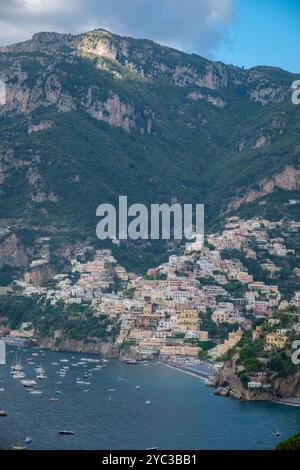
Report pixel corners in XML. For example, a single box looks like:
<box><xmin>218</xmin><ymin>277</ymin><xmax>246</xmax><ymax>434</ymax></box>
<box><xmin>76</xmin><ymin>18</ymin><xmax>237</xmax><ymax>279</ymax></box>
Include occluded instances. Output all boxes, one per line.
<box><xmin>272</xmin><ymin>398</ymin><xmax>300</xmax><ymax>407</ymax></box>
<box><xmin>159</xmin><ymin>360</ymin><xmax>213</xmax><ymax>383</ymax></box>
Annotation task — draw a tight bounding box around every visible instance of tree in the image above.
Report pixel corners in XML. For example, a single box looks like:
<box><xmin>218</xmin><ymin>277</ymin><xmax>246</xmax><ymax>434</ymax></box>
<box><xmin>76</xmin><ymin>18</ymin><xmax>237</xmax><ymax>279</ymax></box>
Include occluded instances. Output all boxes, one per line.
<box><xmin>276</xmin><ymin>433</ymin><xmax>300</xmax><ymax>450</ymax></box>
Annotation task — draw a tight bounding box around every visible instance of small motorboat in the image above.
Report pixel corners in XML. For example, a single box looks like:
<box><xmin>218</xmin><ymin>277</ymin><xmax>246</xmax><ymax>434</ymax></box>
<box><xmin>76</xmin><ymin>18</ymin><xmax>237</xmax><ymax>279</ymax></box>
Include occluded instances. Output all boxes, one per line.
<box><xmin>25</xmin><ymin>437</ymin><xmax>33</xmax><ymax>444</ymax></box>
<box><xmin>48</xmin><ymin>397</ymin><xmax>59</xmax><ymax>402</ymax></box>
<box><xmin>59</xmin><ymin>430</ymin><xmax>74</xmax><ymax>435</ymax></box>
<box><xmin>30</xmin><ymin>390</ymin><xmax>42</xmax><ymax>395</ymax></box>
<box><xmin>21</xmin><ymin>379</ymin><xmax>37</xmax><ymax>387</ymax></box>
<box><xmin>145</xmin><ymin>400</ymin><xmax>151</xmax><ymax>405</ymax></box>
<box><xmin>136</xmin><ymin>385</ymin><xmax>141</xmax><ymax>389</ymax></box>
<box><xmin>0</xmin><ymin>410</ymin><xmax>7</xmax><ymax>417</ymax></box>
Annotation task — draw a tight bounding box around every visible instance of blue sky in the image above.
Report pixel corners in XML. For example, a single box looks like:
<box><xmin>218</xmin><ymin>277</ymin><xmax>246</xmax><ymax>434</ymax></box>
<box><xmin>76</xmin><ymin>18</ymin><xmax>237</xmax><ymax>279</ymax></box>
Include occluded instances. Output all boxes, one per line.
<box><xmin>217</xmin><ymin>0</ymin><xmax>300</xmax><ymax>72</ymax></box>
<box><xmin>0</xmin><ymin>0</ymin><xmax>299</xmax><ymax>73</ymax></box>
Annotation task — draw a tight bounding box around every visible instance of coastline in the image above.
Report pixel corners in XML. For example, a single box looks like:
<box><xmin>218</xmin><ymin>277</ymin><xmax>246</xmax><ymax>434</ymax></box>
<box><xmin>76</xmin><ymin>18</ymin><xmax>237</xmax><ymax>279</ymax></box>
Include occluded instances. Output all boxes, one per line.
<box><xmin>272</xmin><ymin>397</ymin><xmax>300</xmax><ymax>407</ymax></box>
<box><xmin>159</xmin><ymin>360</ymin><xmax>213</xmax><ymax>383</ymax></box>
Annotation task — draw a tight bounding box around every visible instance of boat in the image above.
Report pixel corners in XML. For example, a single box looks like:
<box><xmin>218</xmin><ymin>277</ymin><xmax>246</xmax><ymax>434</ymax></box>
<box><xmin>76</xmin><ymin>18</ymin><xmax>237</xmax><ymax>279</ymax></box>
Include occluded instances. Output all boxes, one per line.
<box><xmin>36</xmin><ymin>373</ymin><xmax>48</xmax><ymax>379</ymax></box>
<box><xmin>81</xmin><ymin>357</ymin><xmax>101</xmax><ymax>364</ymax></box>
<box><xmin>21</xmin><ymin>379</ymin><xmax>37</xmax><ymax>387</ymax></box>
<box><xmin>12</xmin><ymin>444</ymin><xmax>27</xmax><ymax>450</ymax></box>
<box><xmin>59</xmin><ymin>430</ymin><xmax>74</xmax><ymax>435</ymax></box>
<box><xmin>0</xmin><ymin>410</ymin><xmax>7</xmax><ymax>416</ymax></box>
<box><xmin>108</xmin><ymin>388</ymin><xmax>116</xmax><ymax>392</ymax></box>
<box><xmin>136</xmin><ymin>385</ymin><xmax>141</xmax><ymax>389</ymax></box>
<box><xmin>145</xmin><ymin>400</ymin><xmax>151</xmax><ymax>404</ymax></box>
<box><xmin>0</xmin><ymin>388</ymin><xmax>5</xmax><ymax>392</ymax></box>
<box><xmin>11</xmin><ymin>351</ymin><xmax>24</xmax><ymax>373</ymax></box>
<box><xmin>60</xmin><ymin>359</ymin><xmax>69</xmax><ymax>363</ymax></box>
<box><xmin>55</xmin><ymin>390</ymin><xmax>62</xmax><ymax>394</ymax></box>
<box><xmin>25</xmin><ymin>437</ymin><xmax>33</xmax><ymax>444</ymax></box>
<box><xmin>124</xmin><ymin>357</ymin><xmax>138</xmax><ymax>364</ymax></box>
<box><xmin>12</xmin><ymin>371</ymin><xmax>26</xmax><ymax>379</ymax></box>
<box><xmin>30</xmin><ymin>390</ymin><xmax>42</xmax><ymax>395</ymax></box>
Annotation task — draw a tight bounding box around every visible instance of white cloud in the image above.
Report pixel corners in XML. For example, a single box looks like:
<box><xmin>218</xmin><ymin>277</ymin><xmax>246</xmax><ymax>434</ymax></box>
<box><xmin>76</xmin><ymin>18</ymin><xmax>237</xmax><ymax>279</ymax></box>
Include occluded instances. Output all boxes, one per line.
<box><xmin>0</xmin><ymin>0</ymin><xmax>235</xmax><ymax>57</ymax></box>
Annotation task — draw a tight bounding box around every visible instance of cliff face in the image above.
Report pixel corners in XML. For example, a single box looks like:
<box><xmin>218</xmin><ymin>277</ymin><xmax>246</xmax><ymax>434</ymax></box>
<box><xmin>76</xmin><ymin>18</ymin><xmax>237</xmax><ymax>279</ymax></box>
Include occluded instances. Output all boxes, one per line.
<box><xmin>227</xmin><ymin>166</ymin><xmax>300</xmax><ymax>212</ymax></box>
<box><xmin>0</xmin><ymin>233</ymin><xmax>28</xmax><ymax>268</ymax></box>
<box><xmin>213</xmin><ymin>355</ymin><xmax>300</xmax><ymax>401</ymax></box>
<box><xmin>213</xmin><ymin>355</ymin><xmax>271</xmax><ymax>401</ymax></box>
<box><xmin>0</xmin><ymin>29</ymin><xmax>299</xmax><ymax>273</ymax></box>
<box><xmin>39</xmin><ymin>335</ymin><xmax>119</xmax><ymax>356</ymax></box>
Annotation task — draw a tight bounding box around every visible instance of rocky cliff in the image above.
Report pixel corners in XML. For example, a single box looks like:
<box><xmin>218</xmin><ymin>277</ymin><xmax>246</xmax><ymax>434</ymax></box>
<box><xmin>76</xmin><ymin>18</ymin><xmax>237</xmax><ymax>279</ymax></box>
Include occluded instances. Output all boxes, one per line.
<box><xmin>213</xmin><ymin>355</ymin><xmax>300</xmax><ymax>401</ymax></box>
<box><xmin>0</xmin><ymin>29</ymin><xmax>299</xmax><ymax>272</ymax></box>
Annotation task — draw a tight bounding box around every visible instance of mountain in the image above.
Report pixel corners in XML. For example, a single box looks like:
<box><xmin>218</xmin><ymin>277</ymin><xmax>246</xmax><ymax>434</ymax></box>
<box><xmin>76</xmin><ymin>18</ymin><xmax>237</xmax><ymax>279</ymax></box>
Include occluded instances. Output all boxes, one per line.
<box><xmin>0</xmin><ymin>29</ymin><xmax>299</xmax><ymax>275</ymax></box>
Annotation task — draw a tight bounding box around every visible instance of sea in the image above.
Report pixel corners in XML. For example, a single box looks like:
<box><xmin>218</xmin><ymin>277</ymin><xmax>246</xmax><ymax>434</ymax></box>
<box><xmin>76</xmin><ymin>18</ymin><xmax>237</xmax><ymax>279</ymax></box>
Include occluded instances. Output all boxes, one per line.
<box><xmin>0</xmin><ymin>347</ymin><xmax>299</xmax><ymax>450</ymax></box>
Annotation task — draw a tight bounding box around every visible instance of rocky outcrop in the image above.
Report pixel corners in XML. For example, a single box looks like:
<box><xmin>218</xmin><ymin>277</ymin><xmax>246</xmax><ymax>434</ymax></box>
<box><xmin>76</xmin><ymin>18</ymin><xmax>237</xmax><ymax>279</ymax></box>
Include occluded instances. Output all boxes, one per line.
<box><xmin>213</xmin><ymin>355</ymin><xmax>271</xmax><ymax>401</ymax></box>
<box><xmin>0</xmin><ymin>233</ymin><xmax>28</xmax><ymax>268</ymax></box>
<box><xmin>273</xmin><ymin>370</ymin><xmax>300</xmax><ymax>398</ymax></box>
<box><xmin>250</xmin><ymin>85</ymin><xmax>286</xmax><ymax>106</ymax></box>
<box><xmin>227</xmin><ymin>166</ymin><xmax>300</xmax><ymax>212</ymax></box>
<box><xmin>188</xmin><ymin>91</ymin><xmax>227</xmax><ymax>108</ymax></box>
<box><xmin>24</xmin><ymin>264</ymin><xmax>55</xmax><ymax>287</ymax></box>
<box><xmin>39</xmin><ymin>335</ymin><xmax>119</xmax><ymax>356</ymax></box>
<box><xmin>213</xmin><ymin>355</ymin><xmax>300</xmax><ymax>402</ymax></box>
<box><xmin>85</xmin><ymin>90</ymin><xmax>136</xmax><ymax>132</ymax></box>
<box><xmin>28</xmin><ymin>120</ymin><xmax>54</xmax><ymax>134</ymax></box>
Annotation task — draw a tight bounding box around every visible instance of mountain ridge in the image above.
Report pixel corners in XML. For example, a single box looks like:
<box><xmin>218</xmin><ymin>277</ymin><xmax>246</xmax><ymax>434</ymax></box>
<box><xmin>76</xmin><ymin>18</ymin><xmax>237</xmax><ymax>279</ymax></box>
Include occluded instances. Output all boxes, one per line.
<box><xmin>0</xmin><ymin>28</ymin><xmax>299</xmax><ymax>274</ymax></box>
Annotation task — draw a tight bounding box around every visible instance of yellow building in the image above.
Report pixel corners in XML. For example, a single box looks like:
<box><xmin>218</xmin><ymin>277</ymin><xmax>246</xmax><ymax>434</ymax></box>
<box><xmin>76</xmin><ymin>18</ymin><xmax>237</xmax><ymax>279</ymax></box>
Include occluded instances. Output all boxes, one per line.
<box><xmin>198</xmin><ymin>331</ymin><xmax>209</xmax><ymax>342</ymax></box>
<box><xmin>266</xmin><ymin>333</ymin><xmax>288</xmax><ymax>349</ymax></box>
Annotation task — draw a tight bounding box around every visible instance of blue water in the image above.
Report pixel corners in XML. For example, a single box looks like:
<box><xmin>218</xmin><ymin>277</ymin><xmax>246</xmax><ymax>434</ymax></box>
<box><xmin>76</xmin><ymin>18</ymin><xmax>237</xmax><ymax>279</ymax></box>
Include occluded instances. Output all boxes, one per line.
<box><xmin>0</xmin><ymin>348</ymin><xmax>299</xmax><ymax>450</ymax></box>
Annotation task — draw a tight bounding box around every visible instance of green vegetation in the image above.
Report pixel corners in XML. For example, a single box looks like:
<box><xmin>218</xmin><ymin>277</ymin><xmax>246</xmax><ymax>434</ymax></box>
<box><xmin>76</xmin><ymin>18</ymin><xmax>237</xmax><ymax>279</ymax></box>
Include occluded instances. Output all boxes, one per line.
<box><xmin>276</xmin><ymin>433</ymin><xmax>300</xmax><ymax>450</ymax></box>
<box><xmin>0</xmin><ymin>295</ymin><xmax>119</xmax><ymax>342</ymax></box>
<box><xmin>0</xmin><ymin>32</ymin><xmax>299</xmax><ymax>272</ymax></box>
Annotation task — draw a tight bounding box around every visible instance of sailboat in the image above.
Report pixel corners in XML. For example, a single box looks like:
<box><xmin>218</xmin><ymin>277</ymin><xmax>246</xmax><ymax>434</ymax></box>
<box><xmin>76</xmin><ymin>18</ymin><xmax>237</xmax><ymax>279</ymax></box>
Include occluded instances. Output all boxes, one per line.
<box><xmin>12</xmin><ymin>436</ymin><xmax>27</xmax><ymax>450</ymax></box>
<box><xmin>11</xmin><ymin>350</ymin><xmax>23</xmax><ymax>374</ymax></box>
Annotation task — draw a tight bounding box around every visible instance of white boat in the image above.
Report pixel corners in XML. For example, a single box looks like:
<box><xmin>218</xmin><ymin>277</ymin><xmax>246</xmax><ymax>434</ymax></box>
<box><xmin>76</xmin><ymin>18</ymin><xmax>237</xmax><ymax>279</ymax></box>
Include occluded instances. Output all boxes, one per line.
<box><xmin>13</xmin><ymin>372</ymin><xmax>26</xmax><ymax>379</ymax></box>
<box><xmin>51</xmin><ymin>362</ymin><xmax>59</xmax><ymax>366</ymax></box>
<box><xmin>36</xmin><ymin>373</ymin><xmax>48</xmax><ymax>379</ymax></box>
<box><xmin>81</xmin><ymin>358</ymin><xmax>101</xmax><ymax>364</ymax></box>
<box><xmin>60</xmin><ymin>359</ymin><xmax>69</xmax><ymax>363</ymax></box>
<box><xmin>11</xmin><ymin>351</ymin><xmax>23</xmax><ymax>373</ymax></box>
<box><xmin>21</xmin><ymin>379</ymin><xmax>37</xmax><ymax>387</ymax></box>
<box><xmin>30</xmin><ymin>390</ymin><xmax>42</xmax><ymax>395</ymax></box>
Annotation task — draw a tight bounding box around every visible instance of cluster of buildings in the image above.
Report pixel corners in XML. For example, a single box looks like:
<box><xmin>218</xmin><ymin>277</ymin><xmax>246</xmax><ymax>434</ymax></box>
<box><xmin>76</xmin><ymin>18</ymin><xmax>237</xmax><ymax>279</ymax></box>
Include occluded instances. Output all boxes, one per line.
<box><xmin>15</xmin><ymin>216</ymin><xmax>300</xmax><ymax>361</ymax></box>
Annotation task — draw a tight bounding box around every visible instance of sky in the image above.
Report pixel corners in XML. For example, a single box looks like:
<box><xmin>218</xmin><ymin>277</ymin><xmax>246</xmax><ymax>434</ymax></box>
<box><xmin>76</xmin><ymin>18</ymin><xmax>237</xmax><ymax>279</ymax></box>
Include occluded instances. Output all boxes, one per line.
<box><xmin>0</xmin><ymin>0</ymin><xmax>299</xmax><ymax>72</ymax></box>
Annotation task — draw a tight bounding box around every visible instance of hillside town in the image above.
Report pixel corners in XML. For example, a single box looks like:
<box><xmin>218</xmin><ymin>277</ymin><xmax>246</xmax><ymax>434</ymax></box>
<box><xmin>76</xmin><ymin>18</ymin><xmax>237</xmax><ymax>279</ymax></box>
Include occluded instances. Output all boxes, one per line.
<box><xmin>2</xmin><ymin>215</ymin><xmax>297</xmax><ymax>385</ymax></box>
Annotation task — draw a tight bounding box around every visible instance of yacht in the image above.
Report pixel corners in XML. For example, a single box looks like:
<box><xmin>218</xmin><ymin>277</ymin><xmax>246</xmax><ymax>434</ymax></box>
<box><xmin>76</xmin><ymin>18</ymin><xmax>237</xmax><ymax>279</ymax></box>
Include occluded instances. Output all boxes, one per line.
<box><xmin>36</xmin><ymin>373</ymin><xmax>48</xmax><ymax>379</ymax></box>
<box><xmin>11</xmin><ymin>351</ymin><xmax>23</xmax><ymax>374</ymax></box>
<box><xmin>12</xmin><ymin>371</ymin><xmax>26</xmax><ymax>379</ymax></box>
<box><xmin>30</xmin><ymin>390</ymin><xmax>42</xmax><ymax>395</ymax></box>
<box><xmin>21</xmin><ymin>379</ymin><xmax>37</xmax><ymax>387</ymax></box>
